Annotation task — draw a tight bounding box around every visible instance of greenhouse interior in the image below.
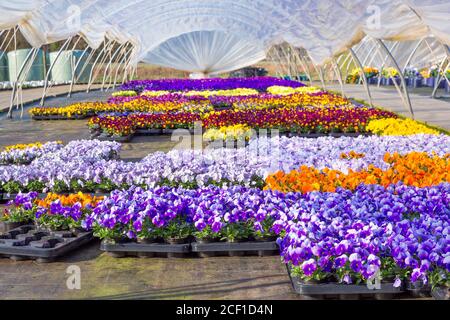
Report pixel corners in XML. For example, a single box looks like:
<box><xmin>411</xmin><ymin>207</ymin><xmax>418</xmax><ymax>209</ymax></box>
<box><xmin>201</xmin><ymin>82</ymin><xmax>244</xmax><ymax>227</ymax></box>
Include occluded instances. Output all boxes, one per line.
<box><xmin>0</xmin><ymin>0</ymin><xmax>449</xmax><ymax>303</ymax></box>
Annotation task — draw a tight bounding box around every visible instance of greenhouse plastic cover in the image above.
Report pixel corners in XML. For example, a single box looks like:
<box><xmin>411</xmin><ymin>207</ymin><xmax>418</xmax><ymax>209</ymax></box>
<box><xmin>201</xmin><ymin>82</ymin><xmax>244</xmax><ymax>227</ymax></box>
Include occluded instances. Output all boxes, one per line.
<box><xmin>0</xmin><ymin>0</ymin><xmax>449</xmax><ymax>75</ymax></box>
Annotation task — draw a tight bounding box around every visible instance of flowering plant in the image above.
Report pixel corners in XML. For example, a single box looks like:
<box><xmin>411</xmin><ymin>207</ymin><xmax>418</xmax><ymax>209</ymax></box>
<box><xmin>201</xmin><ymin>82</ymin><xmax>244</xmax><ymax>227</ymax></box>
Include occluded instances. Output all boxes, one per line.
<box><xmin>1</xmin><ymin>192</ymin><xmax>37</xmax><ymax>223</ymax></box>
<box><xmin>0</xmin><ymin>141</ymin><xmax>63</xmax><ymax>165</ymax></box>
<box><xmin>277</xmin><ymin>183</ymin><xmax>450</xmax><ymax>287</ymax></box>
<box><xmin>266</xmin><ymin>86</ymin><xmax>321</xmax><ymax>95</ymax></box>
<box><xmin>34</xmin><ymin>192</ymin><xmax>104</xmax><ymax>230</ymax></box>
<box><xmin>367</xmin><ymin>118</ymin><xmax>440</xmax><ymax>136</ymax></box>
<box><xmin>203</xmin><ymin>124</ymin><xmax>253</xmax><ymax>141</ymax></box>
<box><xmin>265</xmin><ymin>152</ymin><xmax>450</xmax><ymax>193</ymax></box>
<box><xmin>382</xmin><ymin>67</ymin><xmax>399</xmax><ymax>78</ymax></box>
<box><xmin>119</xmin><ymin>77</ymin><xmax>305</xmax><ymax>93</ymax></box>
<box><xmin>111</xmin><ymin>90</ymin><xmax>137</xmax><ymax>97</ymax></box>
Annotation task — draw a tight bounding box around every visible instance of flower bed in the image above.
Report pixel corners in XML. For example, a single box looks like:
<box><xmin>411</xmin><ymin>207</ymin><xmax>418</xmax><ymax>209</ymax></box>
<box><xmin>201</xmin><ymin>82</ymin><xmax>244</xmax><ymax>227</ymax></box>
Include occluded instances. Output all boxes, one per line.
<box><xmin>0</xmin><ymin>192</ymin><xmax>102</xmax><ymax>262</ymax></box>
<box><xmin>202</xmin><ymin>107</ymin><xmax>396</xmax><ymax>133</ymax></box>
<box><xmin>119</xmin><ymin>77</ymin><xmax>305</xmax><ymax>93</ymax></box>
<box><xmin>6</xmin><ymin>182</ymin><xmax>448</xmax><ymax>291</ymax></box>
<box><xmin>367</xmin><ymin>118</ymin><xmax>440</xmax><ymax>136</ymax></box>
<box><xmin>1</xmin><ymin>135</ymin><xmax>449</xmax><ymax>195</ymax></box>
<box><xmin>277</xmin><ymin>183</ymin><xmax>449</xmax><ymax>293</ymax></box>
<box><xmin>265</xmin><ymin>152</ymin><xmax>450</xmax><ymax>193</ymax></box>
<box><xmin>0</xmin><ymin>141</ymin><xmax>63</xmax><ymax>165</ymax></box>
<box><xmin>88</xmin><ymin>106</ymin><xmax>397</xmax><ymax>138</ymax></box>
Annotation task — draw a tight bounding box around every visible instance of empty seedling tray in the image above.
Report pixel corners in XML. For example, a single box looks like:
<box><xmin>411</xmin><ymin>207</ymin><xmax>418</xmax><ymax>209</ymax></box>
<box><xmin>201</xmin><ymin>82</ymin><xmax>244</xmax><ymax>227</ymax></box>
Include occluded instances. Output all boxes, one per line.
<box><xmin>0</xmin><ymin>225</ymin><xmax>93</xmax><ymax>263</ymax></box>
<box><xmin>191</xmin><ymin>241</ymin><xmax>278</xmax><ymax>257</ymax></box>
<box><xmin>100</xmin><ymin>240</ymin><xmax>191</xmax><ymax>258</ymax></box>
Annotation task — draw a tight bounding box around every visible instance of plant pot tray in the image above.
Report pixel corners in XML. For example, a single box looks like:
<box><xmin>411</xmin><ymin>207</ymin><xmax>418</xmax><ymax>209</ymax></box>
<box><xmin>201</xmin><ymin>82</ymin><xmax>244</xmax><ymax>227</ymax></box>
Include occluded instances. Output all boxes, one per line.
<box><xmin>431</xmin><ymin>286</ymin><xmax>450</xmax><ymax>300</ymax></box>
<box><xmin>280</xmin><ymin>132</ymin><xmax>372</xmax><ymax>138</ymax></box>
<box><xmin>135</xmin><ymin>128</ymin><xmax>164</xmax><ymax>136</ymax></box>
<box><xmin>286</xmin><ymin>265</ymin><xmax>404</xmax><ymax>300</ymax></box>
<box><xmin>0</xmin><ymin>221</ymin><xmax>30</xmax><ymax>233</ymax></box>
<box><xmin>97</xmin><ymin>134</ymin><xmax>133</xmax><ymax>143</ymax></box>
<box><xmin>0</xmin><ymin>225</ymin><xmax>93</xmax><ymax>263</ymax></box>
<box><xmin>32</xmin><ymin>115</ymin><xmax>87</xmax><ymax>120</ymax></box>
<box><xmin>191</xmin><ymin>241</ymin><xmax>278</xmax><ymax>257</ymax></box>
<box><xmin>100</xmin><ymin>240</ymin><xmax>191</xmax><ymax>258</ymax></box>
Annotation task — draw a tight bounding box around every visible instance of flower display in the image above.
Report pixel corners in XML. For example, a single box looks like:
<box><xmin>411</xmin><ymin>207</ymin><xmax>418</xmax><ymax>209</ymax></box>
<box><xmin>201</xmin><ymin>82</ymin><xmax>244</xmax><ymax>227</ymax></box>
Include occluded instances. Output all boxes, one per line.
<box><xmin>203</xmin><ymin>124</ymin><xmax>253</xmax><ymax>141</ymax></box>
<box><xmin>62</xmin><ymin>182</ymin><xmax>450</xmax><ymax>288</ymax></box>
<box><xmin>0</xmin><ymin>141</ymin><xmax>63</xmax><ymax>165</ymax></box>
<box><xmin>382</xmin><ymin>67</ymin><xmax>399</xmax><ymax>78</ymax></box>
<box><xmin>1</xmin><ymin>135</ymin><xmax>449</xmax><ymax>194</ymax></box>
<box><xmin>6</xmin><ymin>192</ymin><xmax>103</xmax><ymax>230</ymax></box>
<box><xmin>265</xmin><ymin>152</ymin><xmax>450</xmax><ymax>193</ymax></box>
<box><xmin>230</xmin><ymin>92</ymin><xmax>353</xmax><ymax>110</ymax></box>
<box><xmin>182</xmin><ymin>88</ymin><xmax>260</xmax><ymax>97</ymax></box>
<box><xmin>266</xmin><ymin>86</ymin><xmax>321</xmax><ymax>95</ymax></box>
<box><xmin>202</xmin><ymin>107</ymin><xmax>396</xmax><ymax>133</ymax></box>
<box><xmin>278</xmin><ymin>183</ymin><xmax>449</xmax><ymax>287</ymax></box>
<box><xmin>119</xmin><ymin>77</ymin><xmax>305</xmax><ymax>93</ymax></box>
<box><xmin>366</xmin><ymin>118</ymin><xmax>440</xmax><ymax>136</ymax></box>
<box><xmin>88</xmin><ymin>112</ymin><xmax>202</xmax><ymax>136</ymax></box>
<box><xmin>29</xmin><ymin>102</ymin><xmax>111</xmax><ymax>117</ymax></box>
<box><xmin>111</xmin><ymin>90</ymin><xmax>137</xmax><ymax>97</ymax></box>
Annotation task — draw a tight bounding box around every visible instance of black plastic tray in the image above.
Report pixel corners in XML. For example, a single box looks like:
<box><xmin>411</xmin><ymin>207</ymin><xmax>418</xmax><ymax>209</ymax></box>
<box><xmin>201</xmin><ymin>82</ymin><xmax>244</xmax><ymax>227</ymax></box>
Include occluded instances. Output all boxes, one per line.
<box><xmin>431</xmin><ymin>286</ymin><xmax>450</xmax><ymax>300</ymax></box>
<box><xmin>0</xmin><ymin>221</ymin><xmax>29</xmax><ymax>233</ymax></box>
<box><xmin>279</xmin><ymin>132</ymin><xmax>372</xmax><ymax>138</ymax></box>
<box><xmin>0</xmin><ymin>225</ymin><xmax>93</xmax><ymax>262</ymax></box>
<box><xmin>135</xmin><ymin>128</ymin><xmax>163</xmax><ymax>135</ymax></box>
<box><xmin>191</xmin><ymin>241</ymin><xmax>278</xmax><ymax>257</ymax></box>
<box><xmin>96</xmin><ymin>134</ymin><xmax>133</xmax><ymax>142</ymax></box>
<box><xmin>32</xmin><ymin>115</ymin><xmax>87</xmax><ymax>120</ymax></box>
<box><xmin>286</xmin><ymin>264</ymin><xmax>404</xmax><ymax>300</ymax></box>
<box><xmin>100</xmin><ymin>240</ymin><xmax>191</xmax><ymax>258</ymax></box>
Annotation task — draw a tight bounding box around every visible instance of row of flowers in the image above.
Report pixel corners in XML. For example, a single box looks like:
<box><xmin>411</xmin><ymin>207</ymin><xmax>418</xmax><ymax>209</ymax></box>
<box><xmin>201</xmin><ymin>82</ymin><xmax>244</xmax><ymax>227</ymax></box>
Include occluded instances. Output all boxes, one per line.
<box><xmin>87</xmin><ymin>107</ymin><xmax>397</xmax><ymax>137</ymax></box>
<box><xmin>30</xmin><ymin>96</ymin><xmax>213</xmax><ymax>117</ymax></box>
<box><xmin>119</xmin><ymin>77</ymin><xmax>305</xmax><ymax>93</ymax></box>
<box><xmin>0</xmin><ymin>141</ymin><xmax>63</xmax><ymax>165</ymax></box>
<box><xmin>4</xmin><ymin>183</ymin><xmax>449</xmax><ymax>288</ymax></box>
<box><xmin>279</xmin><ymin>183</ymin><xmax>449</xmax><ymax>287</ymax></box>
<box><xmin>1</xmin><ymin>135</ymin><xmax>449</xmax><ymax>194</ymax></box>
<box><xmin>264</xmin><ymin>152</ymin><xmax>450</xmax><ymax>193</ymax></box>
<box><xmin>112</xmin><ymin>86</ymin><xmax>321</xmax><ymax>98</ymax></box>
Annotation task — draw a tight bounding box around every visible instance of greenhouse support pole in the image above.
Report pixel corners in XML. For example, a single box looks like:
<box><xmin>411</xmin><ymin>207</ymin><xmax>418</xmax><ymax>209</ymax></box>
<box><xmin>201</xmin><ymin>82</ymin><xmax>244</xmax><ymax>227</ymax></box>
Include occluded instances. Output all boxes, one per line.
<box><xmin>121</xmin><ymin>47</ymin><xmax>135</xmax><ymax>84</ymax></box>
<box><xmin>68</xmin><ymin>46</ymin><xmax>92</xmax><ymax>97</ymax></box>
<box><xmin>0</xmin><ymin>29</ymin><xmax>13</xmax><ymax>58</ymax></box>
<box><xmin>349</xmin><ymin>48</ymin><xmax>373</xmax><ymax>107</ymax></box>
<box><xmin>402</xmin><ymin>38</ymin><xmax>425</xmax><ymax>74</ymax></box>
<box><xmin>88</xmin><ymin>41</ymin><xmax>114</xmax><ymax>92</ymax></box>
<box><xmin>107</xmin><ymin>44</ymin><xmax>129</xmax><ymax>90</ymax></box>
<box><xmin>376</xmin><ymin>39</ymin><xmax>414</xmax><ymax>118</ymax></box>
<box><xmin>44</xmin><ymin>36</ymin><xmax>82</xmax><ymax>100</ymax></box>
<box><xmin>7</xmin><ymin>47</ymin><xmax>37</xmax><ymax>118</ymax></box>
<box><xmin>431</xmin><ymin>44</ymin><xmax>450</xmax><ymax>98</ymax></box>
<box><xmin>86</xmin><ymin>39</ymin><xmax>112</xmax><ymax>92</ymax></box>
<box><xmin>431</xmin><ymin>56</ymin><xmax>448</xmax><ymax>98</ymax></box>
<box><xmin>10</xmin><ymin>47</ymin><xmax>37</xmax><ymax>117</ymax></box>
<box><xmin>40</xmin><ymin>37</ymin><xmax>73</xmax><ymax>106</ymax></box>
<box><xmin>298</xmin><ymin>55</ymin><xmax>313</xmax><ymax>85</ymax></box>
<box><xmin>358</xmin><ymin>40</ymin><xmax>377</xmax><ymax>85</ymax></box>
<box><xmin>344</xmin><ymin>42</ymin><xmax>364</xmax><ymax>79</ymax></box>
<box><xmin>109</xmin><ymin>44</ymin><xmax>130</xmax><ymax>90</ymax></box>
<box><xmin>101</xmin><ymin>42</ymin><xmax>127</xmax><ymax>91</ymax></box>
<box><xmin>376</xmin><ymin>42</ymin><xmax>399</xmax><ymax>87</ymax></box>
<box><xmin>332</xmin><ymin>58</ymin><xmax>345</xmax><ymax>97</ymax></box>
